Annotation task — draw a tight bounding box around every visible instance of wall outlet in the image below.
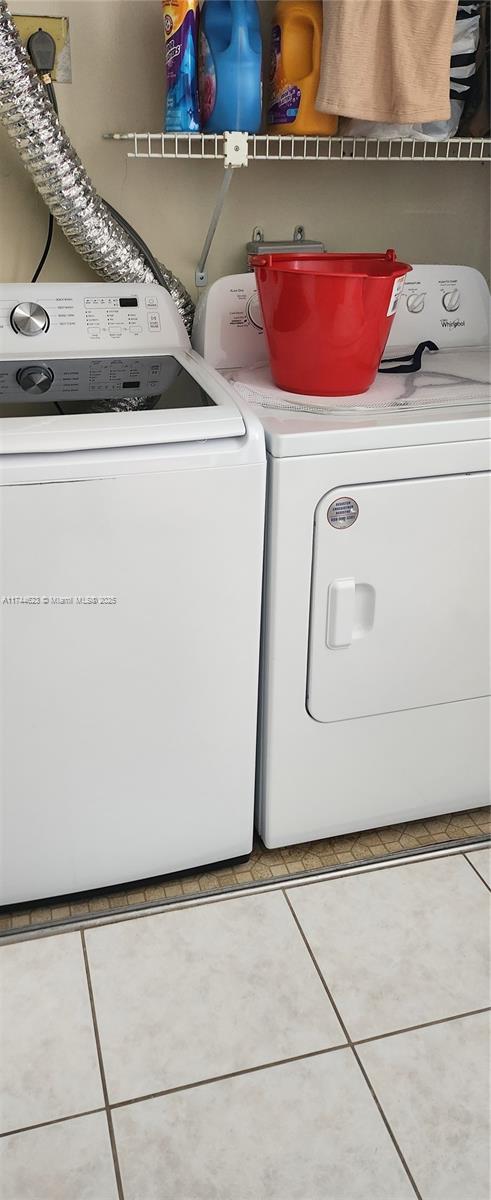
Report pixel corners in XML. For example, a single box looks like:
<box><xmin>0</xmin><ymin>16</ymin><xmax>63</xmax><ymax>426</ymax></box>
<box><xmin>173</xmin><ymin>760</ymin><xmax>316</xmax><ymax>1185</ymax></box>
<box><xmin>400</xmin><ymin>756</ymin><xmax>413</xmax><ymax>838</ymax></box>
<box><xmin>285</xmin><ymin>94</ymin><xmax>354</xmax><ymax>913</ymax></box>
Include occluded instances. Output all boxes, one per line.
<box><xmin>12</xmin><ymin>14</ymin><xmax>71</xmax><ymax>82</ymax></box>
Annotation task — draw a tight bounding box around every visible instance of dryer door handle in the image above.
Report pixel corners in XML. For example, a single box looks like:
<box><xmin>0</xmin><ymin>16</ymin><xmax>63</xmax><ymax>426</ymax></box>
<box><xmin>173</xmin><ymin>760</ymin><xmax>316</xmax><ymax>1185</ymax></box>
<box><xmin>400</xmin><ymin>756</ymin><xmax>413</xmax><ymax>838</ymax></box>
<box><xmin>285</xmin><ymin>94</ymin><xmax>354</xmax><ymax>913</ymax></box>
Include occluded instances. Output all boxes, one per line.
<box><xmin>326</xmin><ymin>578</ymin><xmax>356</xmax><ymax>648</ymax></box>
<box><xmin>326</xmin><ymin>579</ymin><xmax>376</xmax><ymax>649</ymax></box>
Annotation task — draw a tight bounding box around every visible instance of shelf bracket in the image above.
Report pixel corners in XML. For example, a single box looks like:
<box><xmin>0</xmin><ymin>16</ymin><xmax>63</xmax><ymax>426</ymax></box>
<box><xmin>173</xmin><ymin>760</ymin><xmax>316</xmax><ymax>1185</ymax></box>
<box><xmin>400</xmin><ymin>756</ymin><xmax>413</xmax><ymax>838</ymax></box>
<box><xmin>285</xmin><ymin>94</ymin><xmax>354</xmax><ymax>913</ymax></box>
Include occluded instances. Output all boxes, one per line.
<box><xmin>195</xmin><ymin>132</ymin><xmax>248</xmax><ymax>288</ymax></box>
<box><xmin>223</xmin><ymin>130</ymin><xmax>248</xmax><ymax>168</ymax></box>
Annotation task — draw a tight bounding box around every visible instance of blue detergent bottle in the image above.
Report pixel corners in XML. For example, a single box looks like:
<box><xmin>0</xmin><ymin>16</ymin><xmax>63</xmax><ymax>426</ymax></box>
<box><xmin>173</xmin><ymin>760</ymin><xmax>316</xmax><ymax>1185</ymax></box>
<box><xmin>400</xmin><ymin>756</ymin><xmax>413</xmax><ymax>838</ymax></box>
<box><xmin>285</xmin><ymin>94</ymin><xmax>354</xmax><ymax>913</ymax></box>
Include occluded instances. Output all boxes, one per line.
<box><xmin>199</xmin><ymin>0</ymin><xmax>262</xmax><ymax>133</ymax></box>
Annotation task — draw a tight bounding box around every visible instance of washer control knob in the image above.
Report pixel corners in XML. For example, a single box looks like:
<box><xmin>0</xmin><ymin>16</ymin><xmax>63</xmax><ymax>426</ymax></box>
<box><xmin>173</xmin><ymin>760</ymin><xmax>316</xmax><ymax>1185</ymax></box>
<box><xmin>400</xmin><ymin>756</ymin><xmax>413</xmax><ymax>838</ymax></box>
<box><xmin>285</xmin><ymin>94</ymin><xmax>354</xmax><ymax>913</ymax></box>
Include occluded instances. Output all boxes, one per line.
<box><xmin>10</xmin><ymin>301</ymin><xmax>50</xmax><ymax>336</ymax></box>
<box><xmin>442</xmin><ymin>289</ymin><xmax>460</xmax><ymax>312</ymax></box>
<box><xmin>406</xmin><ymin>293</ymin><xmax>425</xmax><ymax>314</ymax></box>
<box><xmin>16</xmin><ymin>365</ymin><xmax>54</xmax><ymax>394</ymax></box>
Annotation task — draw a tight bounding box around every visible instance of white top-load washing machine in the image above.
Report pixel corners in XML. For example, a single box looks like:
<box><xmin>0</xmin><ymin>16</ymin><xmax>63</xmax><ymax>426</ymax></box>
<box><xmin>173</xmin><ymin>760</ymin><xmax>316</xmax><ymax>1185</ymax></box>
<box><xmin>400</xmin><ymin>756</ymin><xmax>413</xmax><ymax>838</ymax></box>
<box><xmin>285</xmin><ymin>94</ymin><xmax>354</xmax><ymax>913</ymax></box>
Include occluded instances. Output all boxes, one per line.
<box><xmin>0</xmin><ymin>283</ymin><xmax>265</xmax><ymax>904</ymax></box>
<box><xmin>195</xmin><ymin>264</ymin><xmax>490</xmax><ymax>847</ymax></box>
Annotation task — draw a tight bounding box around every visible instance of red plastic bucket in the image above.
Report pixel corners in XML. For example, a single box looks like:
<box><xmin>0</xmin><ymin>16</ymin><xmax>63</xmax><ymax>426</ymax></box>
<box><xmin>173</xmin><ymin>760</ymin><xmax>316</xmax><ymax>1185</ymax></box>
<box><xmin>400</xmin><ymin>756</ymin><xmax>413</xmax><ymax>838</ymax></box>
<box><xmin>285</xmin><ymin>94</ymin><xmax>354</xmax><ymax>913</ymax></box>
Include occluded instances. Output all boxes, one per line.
<box><xmin>251</xmin><ymin>249</ymin><xmax>412</xmax><ymax>396</ymax></box>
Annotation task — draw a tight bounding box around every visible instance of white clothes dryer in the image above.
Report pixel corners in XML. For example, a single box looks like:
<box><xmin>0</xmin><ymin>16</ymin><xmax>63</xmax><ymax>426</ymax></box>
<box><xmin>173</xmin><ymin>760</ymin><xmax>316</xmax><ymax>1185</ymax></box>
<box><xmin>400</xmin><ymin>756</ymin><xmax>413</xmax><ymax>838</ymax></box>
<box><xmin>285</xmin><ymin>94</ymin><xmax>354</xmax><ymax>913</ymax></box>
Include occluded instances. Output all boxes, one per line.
<box><xmin>0</xmin><ymin>283</ymin><xmax>266</xmax><ymax>903</ymax></box>
<box><xmin>199</xmin><ymin>264</ymin><xmax>491</xmax><ymax>847</ymax></box>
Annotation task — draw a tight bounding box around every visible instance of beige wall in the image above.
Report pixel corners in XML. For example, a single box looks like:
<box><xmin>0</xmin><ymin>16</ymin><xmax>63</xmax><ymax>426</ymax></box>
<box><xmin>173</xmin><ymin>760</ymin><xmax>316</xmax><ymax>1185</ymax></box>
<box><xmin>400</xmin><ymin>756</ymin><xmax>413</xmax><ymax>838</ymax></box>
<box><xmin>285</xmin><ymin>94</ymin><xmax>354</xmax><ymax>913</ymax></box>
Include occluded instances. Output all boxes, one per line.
<box><xmin>1</xmin><ymin>0</ymin><xmax>489</xmax><ymax>292</ymax></box>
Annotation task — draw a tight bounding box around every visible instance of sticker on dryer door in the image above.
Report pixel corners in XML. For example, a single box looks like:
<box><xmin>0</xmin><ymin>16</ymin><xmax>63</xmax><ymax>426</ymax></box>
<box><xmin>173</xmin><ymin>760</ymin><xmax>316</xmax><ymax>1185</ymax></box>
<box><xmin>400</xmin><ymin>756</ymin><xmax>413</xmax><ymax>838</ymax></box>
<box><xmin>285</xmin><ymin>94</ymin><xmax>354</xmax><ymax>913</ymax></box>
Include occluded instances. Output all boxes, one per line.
<box><xmin>387</xmin><ymin>276</ymin><xmax>405</xmax><ymax>316</ymax></box>
<box><xmin>327</xmin><ymin>497</ymin><xmax>359</xmax><ymax>529</ymax></box>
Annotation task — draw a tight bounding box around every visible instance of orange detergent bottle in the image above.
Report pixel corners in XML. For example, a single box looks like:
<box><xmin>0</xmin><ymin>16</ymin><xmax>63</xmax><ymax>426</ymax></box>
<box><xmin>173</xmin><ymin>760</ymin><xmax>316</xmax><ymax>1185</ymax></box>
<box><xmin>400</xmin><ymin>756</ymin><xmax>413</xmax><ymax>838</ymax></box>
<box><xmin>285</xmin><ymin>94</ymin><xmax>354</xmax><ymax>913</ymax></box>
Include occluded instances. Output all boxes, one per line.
<box><xmin>267</xmin><ymin>0</ymin><xmax>337</xmax><ymax>136</ymax></box>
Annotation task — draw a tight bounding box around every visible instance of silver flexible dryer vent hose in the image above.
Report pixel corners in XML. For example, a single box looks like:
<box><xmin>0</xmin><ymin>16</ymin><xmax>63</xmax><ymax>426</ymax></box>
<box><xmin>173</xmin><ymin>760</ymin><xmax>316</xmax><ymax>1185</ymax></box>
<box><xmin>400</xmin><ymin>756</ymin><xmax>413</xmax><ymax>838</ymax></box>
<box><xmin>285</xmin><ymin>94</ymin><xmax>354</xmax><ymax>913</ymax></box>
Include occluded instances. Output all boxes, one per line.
<box><xmin>0</xmin><ymin>0</ymin><xmax>194</xmax><ymax>335</ymax></box>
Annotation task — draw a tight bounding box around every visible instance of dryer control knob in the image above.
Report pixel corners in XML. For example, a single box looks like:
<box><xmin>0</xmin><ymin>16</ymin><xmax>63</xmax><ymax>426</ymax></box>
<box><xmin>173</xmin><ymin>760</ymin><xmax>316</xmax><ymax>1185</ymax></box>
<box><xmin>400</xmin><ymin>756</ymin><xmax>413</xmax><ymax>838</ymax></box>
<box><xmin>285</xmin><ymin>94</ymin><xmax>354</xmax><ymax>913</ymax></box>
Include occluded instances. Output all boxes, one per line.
<box><xmin>16</xmin><ymin>365</ymin><xmax>54</xmax><ymax>394</ymax></box>
<box><xmin>442</xmin><ymin>289</ymin><xmax>460</xmax><ymax>312</ymax></box>
<box><xmin>11</xmin><ymin>301</ymin><xmax>50</xmax><ymax>336</ymax></box>
<box><xmin>406</xmin><ymin>293</ymin><xmax>425</xmax><ymax>314</ymax></box>
<box><xmin>246</xmin><ymin>292</ymin><xmax>263</xmax><ymax>331</ymax></box>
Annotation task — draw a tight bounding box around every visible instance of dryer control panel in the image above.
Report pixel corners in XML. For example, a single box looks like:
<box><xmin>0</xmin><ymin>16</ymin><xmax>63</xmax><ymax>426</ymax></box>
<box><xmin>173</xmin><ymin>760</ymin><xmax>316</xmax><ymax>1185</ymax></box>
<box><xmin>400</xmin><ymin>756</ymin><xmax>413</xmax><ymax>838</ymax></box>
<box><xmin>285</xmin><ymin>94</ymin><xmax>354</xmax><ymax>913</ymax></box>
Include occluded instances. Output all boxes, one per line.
<box><xmin>389</xmin><ymin>264</ymin><xmax>490</xmax><ymax>349</ymax></box>
<box><xmin>192</xmin><ymin>264</ymin><xmax>490</xmax><ymax>371</ymax></box>
<box><xmin>0</xmin><ymin>283</ymin><xmax>189</xmax><ymax>357</ymax></box>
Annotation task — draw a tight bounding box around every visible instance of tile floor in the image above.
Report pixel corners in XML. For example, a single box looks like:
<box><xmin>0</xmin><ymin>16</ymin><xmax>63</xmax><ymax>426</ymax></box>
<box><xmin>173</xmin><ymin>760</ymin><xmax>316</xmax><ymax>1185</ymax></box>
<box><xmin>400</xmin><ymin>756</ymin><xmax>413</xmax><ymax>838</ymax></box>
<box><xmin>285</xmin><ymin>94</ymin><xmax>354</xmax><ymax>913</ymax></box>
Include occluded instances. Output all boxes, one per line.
<box><xmin>1</xmin><ymin>804</ymin><xmax>489</xmax><ymax>934</ymax></box>
<box><xmin>0</xmin><ymin>845</ymin><xmax>490</xmax><ymax>1200</ymax></box>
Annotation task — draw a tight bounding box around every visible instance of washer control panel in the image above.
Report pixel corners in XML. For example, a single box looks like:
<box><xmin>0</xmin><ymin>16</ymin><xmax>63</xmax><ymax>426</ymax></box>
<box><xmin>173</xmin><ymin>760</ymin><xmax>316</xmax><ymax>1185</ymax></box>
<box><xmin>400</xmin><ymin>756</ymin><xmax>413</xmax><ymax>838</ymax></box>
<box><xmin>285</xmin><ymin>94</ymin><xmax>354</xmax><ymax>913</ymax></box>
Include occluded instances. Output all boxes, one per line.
<box><xmin>390</xmin><ymin>265</ymin><xmax>489</xmax><ymax>349</ymax></box>
<box><xmin>0</xmin><ymin>283</ymin><xmax>188</xmax><ymax>357</ymax></box>
<box><xmin>0</xmin><ymin>355</ymin><xmax>181</xmax><ymax>405</ymax></box>
<box><xmin>83</xmin><ymin>294</ymin><xmax>163</xmax><ymax>341</ymax></box>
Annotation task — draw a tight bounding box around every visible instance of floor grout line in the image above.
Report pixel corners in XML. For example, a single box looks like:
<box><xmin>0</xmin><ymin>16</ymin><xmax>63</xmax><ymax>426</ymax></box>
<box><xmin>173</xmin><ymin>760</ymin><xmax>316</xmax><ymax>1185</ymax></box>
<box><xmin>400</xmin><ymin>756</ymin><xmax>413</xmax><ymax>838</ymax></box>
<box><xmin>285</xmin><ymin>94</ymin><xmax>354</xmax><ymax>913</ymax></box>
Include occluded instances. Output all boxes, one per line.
<box><xmin>350</xmin><ymin>1046</ymin><xmax>424</xmax><ymax>1200</ymax></box>
<box><xmin>80</xmin><ymin>932</ymin><xmax>125</xmax><ymax>1200</ymax></box>
<box><xmin>4</xmin><ymin>1004</ymin><xmax>488</xmax><ymax>1141</ymax></box>
<box><xmin>281</xmin><ymin>888</ymin><xmax>424</xmax><ymax>1200</ymax></box>
<box><xmin>0</xmin><ymin>1047</ymin><xmax>349</xmax><ymax>1139</ymax></box>
<box><xmin>463</xmin><ymin>850</ymin><xmax>491</xmax><ymax>894</ymax></box>
<box><xmin>108</xmin><ymin>1044</ymin><xmax>349</xmax><ymax>1111</ymax></box>
<box><xmin>1</xmin><ymin>853</ymin><xmax>489</xmax><ymax>1154</ymax></box>
<box><xmin>1</xmin><ymin>838</ymin><xmax>488</xmax><ymax>946</ymax></box>
<box><xmin>0</xmin><ymin>1107</ymin><xmax>106</xmax><ymax>1140</ymax></box>
<box><xmin>353</xmin><ymin>1005</ymin><xmax>491</xmax><ymax>1046</ymax></box>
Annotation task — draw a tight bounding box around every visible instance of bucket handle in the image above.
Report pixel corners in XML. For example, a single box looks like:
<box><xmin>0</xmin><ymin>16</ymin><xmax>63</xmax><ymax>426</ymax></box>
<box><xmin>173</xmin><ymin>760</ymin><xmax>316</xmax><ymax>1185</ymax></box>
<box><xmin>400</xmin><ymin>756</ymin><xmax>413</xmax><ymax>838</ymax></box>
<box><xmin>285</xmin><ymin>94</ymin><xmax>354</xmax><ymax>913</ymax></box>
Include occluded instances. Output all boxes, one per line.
<box><xmin>250</xmin><ymin>249</ymin><xmax>407</xmax><ymax>273</ymax></box>
<box><xmin>252</xmin><ymin>250</ymin><xmax>400</xmax><ymax>267</ymax></box>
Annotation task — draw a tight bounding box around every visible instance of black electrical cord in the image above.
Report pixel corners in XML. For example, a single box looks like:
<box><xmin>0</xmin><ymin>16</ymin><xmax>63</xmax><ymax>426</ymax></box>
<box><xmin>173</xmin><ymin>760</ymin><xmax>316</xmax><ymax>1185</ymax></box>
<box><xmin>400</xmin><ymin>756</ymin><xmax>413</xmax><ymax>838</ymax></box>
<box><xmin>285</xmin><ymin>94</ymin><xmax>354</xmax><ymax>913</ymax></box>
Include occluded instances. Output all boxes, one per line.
<box><xmin>31</xmin><ymin>212</ymin><xmax>54</xmax><ymax>282</ymax></box>
<box><xmin>30</xmin><ymin>80</ymin><xmax>59</xmax><ymax>281</ymax></box>
<box><xmin>27</xmin><ymin>31</ymin><xmax>58</xmax><ymax>282</ymax></box>
<box><xmin>46</xmin><ymin>80</ymin><xmax>58</xmax><ymax>112</ymax></box>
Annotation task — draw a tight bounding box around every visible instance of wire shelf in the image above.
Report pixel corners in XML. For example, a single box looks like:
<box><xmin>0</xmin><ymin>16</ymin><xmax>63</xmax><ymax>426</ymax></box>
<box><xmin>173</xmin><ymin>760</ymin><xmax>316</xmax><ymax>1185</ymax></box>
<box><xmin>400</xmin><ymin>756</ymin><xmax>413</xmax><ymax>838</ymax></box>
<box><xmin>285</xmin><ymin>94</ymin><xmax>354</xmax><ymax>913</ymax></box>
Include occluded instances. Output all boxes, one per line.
<box><xmin>106</xmin><ymin>132</ymin><xmax>491</xmax><ymax>163</ymax></box>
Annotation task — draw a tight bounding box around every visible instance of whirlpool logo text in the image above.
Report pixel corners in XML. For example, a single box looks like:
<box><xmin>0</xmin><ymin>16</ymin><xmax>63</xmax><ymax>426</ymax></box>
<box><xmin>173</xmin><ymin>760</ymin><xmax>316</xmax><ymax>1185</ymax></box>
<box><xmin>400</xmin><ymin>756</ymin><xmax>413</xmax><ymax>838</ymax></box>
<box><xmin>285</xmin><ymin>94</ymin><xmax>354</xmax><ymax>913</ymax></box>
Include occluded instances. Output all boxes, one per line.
<box><xmin>441</xmin><ymin>318</ymin><xmax>465</xmax><ymax>330</ymax></box>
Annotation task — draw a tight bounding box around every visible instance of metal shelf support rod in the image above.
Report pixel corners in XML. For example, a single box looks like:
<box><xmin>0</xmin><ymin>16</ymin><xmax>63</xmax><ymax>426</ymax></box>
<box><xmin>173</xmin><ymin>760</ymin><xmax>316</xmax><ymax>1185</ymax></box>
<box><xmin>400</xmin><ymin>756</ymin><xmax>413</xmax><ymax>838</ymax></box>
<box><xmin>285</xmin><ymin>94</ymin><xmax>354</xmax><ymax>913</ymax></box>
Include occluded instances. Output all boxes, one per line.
<box><xmin>195</xmin><ymin>165</ymin><xmax>235</xmax><ymax>288</ymax></box>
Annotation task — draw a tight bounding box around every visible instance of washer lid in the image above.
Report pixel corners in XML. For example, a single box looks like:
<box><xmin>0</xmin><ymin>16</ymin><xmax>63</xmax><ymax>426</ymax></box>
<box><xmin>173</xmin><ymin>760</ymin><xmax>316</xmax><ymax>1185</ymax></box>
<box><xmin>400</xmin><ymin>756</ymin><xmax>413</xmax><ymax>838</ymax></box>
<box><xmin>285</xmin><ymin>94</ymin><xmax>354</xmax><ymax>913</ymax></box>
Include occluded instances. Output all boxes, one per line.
<box><xmin>226</xmin><ymin>347</ymin><xmax>490</xmax><ymax>456</ymax></box>
<box><xmin>0</xmin><ymin>352</ymin><xmax>245</xmax><ymax>454</ymax></box>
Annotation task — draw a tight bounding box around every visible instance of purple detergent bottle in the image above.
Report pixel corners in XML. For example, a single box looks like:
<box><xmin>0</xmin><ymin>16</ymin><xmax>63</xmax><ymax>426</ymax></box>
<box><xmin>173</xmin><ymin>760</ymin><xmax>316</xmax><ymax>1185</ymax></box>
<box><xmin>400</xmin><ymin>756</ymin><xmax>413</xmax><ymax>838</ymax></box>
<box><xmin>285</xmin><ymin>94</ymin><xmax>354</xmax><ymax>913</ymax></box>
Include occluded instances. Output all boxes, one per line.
<box><xmin>163</xmin><ymin>0</ymin><xmax>200</xmax><ymax>133</ymax></box>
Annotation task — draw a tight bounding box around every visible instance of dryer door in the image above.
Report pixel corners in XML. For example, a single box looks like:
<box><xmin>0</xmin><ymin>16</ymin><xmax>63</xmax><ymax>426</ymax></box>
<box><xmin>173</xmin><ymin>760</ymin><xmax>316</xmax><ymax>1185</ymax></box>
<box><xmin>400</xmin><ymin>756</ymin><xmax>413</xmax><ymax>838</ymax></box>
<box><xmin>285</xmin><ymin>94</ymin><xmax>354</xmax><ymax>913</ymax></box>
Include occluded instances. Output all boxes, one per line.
<box><xmin>307</xmin><ymin>472</ymin><xmax>490</xmax><ymax>723</ymax></box>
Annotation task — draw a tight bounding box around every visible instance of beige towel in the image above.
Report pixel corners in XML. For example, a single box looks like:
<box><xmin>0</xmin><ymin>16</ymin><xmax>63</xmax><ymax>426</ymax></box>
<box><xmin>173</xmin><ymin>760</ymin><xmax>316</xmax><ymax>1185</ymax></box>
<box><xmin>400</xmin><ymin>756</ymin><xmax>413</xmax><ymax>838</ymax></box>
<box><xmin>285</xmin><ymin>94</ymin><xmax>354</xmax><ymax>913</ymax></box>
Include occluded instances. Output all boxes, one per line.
<box><xmin>317</xmin><ymin>0</ymin><xmax>459</xmax><ymax>123</ymax></box>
